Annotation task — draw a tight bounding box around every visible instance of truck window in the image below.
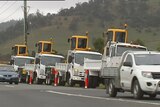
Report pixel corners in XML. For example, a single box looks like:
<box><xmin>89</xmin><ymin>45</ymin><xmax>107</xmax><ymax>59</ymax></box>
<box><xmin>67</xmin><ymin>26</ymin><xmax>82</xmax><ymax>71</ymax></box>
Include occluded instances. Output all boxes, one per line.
<box><xmin>111</xmin><ymin>47</ymin><xmax>115</xmax><ymax>57</ymax></box>
<box><xmin>71</xmin><ymin>38</ymin><xmax>76</xmax><ymax>50</ymax></box>
<box><xmin>78</xmin><ymin>38</ymin><xmax>87</xmax><ymax>49</ymax></box>
<box><xmin>35</xmin><ymin>58</ymin><xmax>40</xmax><ymax>64</ymax></box>
<box><xmin>107</xmin><ymin>31</ymin><xmax>113</xmax><ymax>42</ymax></box>
<box><xmin>125</xmin><ymin>55</ymin><xmax>133</xmax><ymax>65</ymax></box>
<box><xmin>115</xmin><ymin>32</ymin><xmax>126</xmax><ymax>43</ymax></box>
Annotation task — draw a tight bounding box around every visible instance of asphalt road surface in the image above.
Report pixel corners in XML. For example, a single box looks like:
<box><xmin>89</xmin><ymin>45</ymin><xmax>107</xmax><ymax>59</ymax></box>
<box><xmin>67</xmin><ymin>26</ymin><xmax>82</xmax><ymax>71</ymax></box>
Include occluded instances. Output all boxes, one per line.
<box><xmin>0</xmin><ymin>83</ymin><xmax>160</xmax><ymax>107</ymax></box>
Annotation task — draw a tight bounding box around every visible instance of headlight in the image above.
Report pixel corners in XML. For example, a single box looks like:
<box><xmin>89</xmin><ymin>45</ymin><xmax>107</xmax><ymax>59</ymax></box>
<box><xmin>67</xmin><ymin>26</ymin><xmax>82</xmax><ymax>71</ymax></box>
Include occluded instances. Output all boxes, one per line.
<box><xmin>142</xmin><ymin>71</ymin><xmax>152</xmax><ymax>78</ymax></box>
<box><xmin>74</xmin><ymin>68</ymin><xmax>79</xmax><ymax>75</ymax></box>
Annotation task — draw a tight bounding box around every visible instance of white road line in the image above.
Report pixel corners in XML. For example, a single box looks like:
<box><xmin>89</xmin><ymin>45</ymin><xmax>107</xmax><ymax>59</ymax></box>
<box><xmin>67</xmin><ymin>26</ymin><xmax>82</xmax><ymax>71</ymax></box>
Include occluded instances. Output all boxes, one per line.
<box><xmin>47</xmin><ymin>90</ymin><xmax>160</xmax><ymax>106</ymax></box>
<box><xmin>5</xmin><ymin>85</ymin><xmax>15</xmax><ymax>88</ymax></box>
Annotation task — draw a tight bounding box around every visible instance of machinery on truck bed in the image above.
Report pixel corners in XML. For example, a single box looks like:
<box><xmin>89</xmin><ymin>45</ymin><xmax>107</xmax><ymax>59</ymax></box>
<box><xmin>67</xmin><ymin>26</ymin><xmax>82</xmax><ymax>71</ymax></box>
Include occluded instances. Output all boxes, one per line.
<box><xmin>25</xmin><ymin>40</ymin><xmax>64</xmax><ymax>84</ymax></box>
<box><xmin>84</xmin><ymin>25</ymin><xmax>147</xmax><ymax>88</ymax></box>
<box><xmin>55</xmin><ymin>33</ymin><xmax>102</xmax><ymax>87</ymax></box>
<box><xmin>10</xmin><ymin>44</ymin><xmax>35</xmax><ymax>83</ymax></box>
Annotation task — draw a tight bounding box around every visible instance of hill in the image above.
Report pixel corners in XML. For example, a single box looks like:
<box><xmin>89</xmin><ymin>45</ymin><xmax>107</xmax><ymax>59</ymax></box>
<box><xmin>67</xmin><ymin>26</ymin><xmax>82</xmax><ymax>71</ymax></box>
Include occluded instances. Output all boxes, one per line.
<box><xmin>0</xmin><ymin>0</ymin><xmax>160</xmax><ymax>59</ymax></box>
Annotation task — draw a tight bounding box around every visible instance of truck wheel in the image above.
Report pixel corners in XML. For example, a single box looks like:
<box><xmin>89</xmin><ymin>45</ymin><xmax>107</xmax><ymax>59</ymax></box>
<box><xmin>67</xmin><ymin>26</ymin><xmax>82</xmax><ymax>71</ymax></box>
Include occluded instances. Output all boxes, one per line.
<box><xmin>9</xmin><ymin>82</ymin><xmax>13</xmax><ymax>84</ymax></box>
<box><xmin>108</xmin><ymin>80</ymin><xmax>117</xmax><ymax>97</ymax></box>
<box><xmin>68</xmin><ymin>79</ymin><xmax>74</xmax><ymax>87</ymax></box>
<box><xmin>35</xmin><ymin>77</ymin><xmax>40</xmax><ymax>84</ymax></box>
<box><xmin>149</xmin><ymin>94</ymin><xmax>156</xmax><ymax>98</ymax></box>
<box><xmin>133</xmin><ymin>80</ymin><xmax>143</xmax><ymax>99</ymax></box>
<box><xmin>26</xmin><ymin>75</ymin><xmax>30</xmax><ymax>84</ymax></box>
<box><xmin>58</xmin><ymin>76</ymin><xmax>65</xmax><ymax>86</ymax></box>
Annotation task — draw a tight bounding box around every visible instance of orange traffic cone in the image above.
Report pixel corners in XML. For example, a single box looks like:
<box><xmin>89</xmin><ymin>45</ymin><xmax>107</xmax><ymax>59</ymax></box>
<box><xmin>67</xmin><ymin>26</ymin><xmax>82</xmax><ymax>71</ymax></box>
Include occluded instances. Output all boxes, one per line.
<box><xmin>54</xmin><ymin>70</ymin><xmax>58</xmax><ymax>86</ymax></box>
<box><xmin>85</xmin><ymin>70</ymin><xmax>89</xmax><ymax>88</ymax></box>
<box><xmin>29</xmin><ymin>71</ymin><xmax>32</xmax><ymax>85</ymax></box>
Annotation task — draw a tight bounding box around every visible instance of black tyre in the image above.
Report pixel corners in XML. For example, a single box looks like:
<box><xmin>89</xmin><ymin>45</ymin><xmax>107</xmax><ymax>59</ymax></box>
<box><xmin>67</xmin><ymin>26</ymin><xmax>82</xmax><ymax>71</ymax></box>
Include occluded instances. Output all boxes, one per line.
<box><xmin>26</xmin><ymin>75</ymin><xmax>30</xmax><ymax>84</ymax></box>
<box><xmin>9</xmin><ymin>82</ymin><xmax>13</xmax><ymax>84</ymax></box>
<box><xmin>149</xmin><ymin>94</ymin><xmax>156</xmax><ymax>98</ymax></box>
<box><xmin>58</xmin><ymin>76</ymin><xmax>65</xmax><ymax>86</ymax></box>
<box><xmin>68</xmin><ymin>79</ymin><xmax>75</xmax><ymax>87</ymax></box>
<box><xmin>15</xmin><ymin>82</ymin><xmax>19</xmax><ymax>85</ymax></box>
<box><xmin>133</xmin><ymin>80</ymin><xmax>143</xmax><ymax>99</ymax></box>
<box><xmin>108</xmin><ymin>80</ymin><xmax>117</xmax><ymax>97</ymax></box>
<box><xmin>88</xmin><ymin>76</ymin><xmax>98</xmax><ymax>88</ymax></box>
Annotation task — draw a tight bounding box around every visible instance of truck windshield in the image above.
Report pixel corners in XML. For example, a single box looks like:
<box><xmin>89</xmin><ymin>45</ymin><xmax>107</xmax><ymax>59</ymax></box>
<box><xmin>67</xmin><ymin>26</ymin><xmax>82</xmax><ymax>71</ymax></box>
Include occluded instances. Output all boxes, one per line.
<box><xmin>116</xmin><ymin>45</ymin><xmax>146</xmax><ymax>56</ymax></box>
<box><xmin>134</xmin><ymin>54</ymin><xmax>160</xmax><ymax>65</ymax></box>
<box><xmin>41</xmin><ymin>56</ymin><xmax>63</xmax><ymax>66</ymax></box>
<box><xmin>15</xmin><ymin>58</ymin><xmax>34</xmax><ymax>66</ymax></box>
<box><xmin>75</xmin><ymin>53</ymin><xmax>101</xmax><ymax>65</ymax></box>
<box><xmin>115</xmin><ymin>32</ymin><xmax>126</xmax><ymax>43</ymax></box>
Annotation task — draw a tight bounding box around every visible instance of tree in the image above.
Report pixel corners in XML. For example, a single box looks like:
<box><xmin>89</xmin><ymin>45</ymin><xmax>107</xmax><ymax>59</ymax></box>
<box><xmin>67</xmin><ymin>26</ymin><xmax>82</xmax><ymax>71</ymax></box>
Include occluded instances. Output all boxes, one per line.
<box><xmin>132</xmin><ymin>39</ymin><xmax>145</xmax><ymax>46</ymax></box>
<box><xmin>93</xmin><ymin>37</ymin><xmax>104</xmax><ymax>53</ymax></box>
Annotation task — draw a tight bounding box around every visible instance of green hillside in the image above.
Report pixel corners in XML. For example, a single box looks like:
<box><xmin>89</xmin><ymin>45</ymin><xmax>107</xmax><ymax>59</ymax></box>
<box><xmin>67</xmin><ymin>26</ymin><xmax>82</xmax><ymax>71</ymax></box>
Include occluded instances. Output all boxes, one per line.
<box><xmin>1</xmin><ymin>0</ymin><xmax>160</xmax><ymax>59</ymax></box>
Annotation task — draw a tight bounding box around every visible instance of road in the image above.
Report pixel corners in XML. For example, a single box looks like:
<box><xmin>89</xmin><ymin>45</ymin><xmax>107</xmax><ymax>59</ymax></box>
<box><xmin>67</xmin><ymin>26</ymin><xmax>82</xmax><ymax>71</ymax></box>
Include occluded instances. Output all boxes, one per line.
<box><xmin>0</xmin><ymin>83</ymin><xmax>159</xmax><ymax>107</ymax></box>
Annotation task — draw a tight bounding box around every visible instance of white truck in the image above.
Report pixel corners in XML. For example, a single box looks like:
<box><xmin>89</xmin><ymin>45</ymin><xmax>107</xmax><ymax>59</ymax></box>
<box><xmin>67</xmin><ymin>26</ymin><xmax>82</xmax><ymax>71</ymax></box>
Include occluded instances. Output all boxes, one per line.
<box><xmin>56</xmin><ymin>50</ymin><xmax>102</xmax><ymax>87</ymax></box>
<box><xmin>10</xmin><ymin>55</ymin><xmax>35</xmax><ymax>83</ymax></box>
<box><xmin>105</xmin><ymin>51</ymin><xmax>160</xmax><ymax>99</ymax></box>
<box><xmin>84</xmin><ymin>42</ymin><xmax>147</xmax><ymax>88</ymax></box>
<box><xmin>24</xmin><ymin>40</ymin><xmax>64</xmax><ymax>84</ymax></box>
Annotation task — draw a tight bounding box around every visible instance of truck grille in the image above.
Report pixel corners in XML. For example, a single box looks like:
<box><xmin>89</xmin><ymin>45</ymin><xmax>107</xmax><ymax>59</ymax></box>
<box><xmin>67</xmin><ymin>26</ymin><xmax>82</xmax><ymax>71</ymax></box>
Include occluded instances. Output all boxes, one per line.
<box><xmin>152</xmin><ymin>73</ymin><xmax>160</xmax><ymax>79</ymax></box>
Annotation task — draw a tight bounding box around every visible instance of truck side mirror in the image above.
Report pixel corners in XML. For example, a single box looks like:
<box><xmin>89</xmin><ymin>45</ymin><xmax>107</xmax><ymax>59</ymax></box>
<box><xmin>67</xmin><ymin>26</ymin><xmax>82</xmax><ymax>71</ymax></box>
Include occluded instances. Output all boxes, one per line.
<box><xmin>10</xmin><ymin>60</ymin><xmax>14</xmax><ymax>65</ymax></box>
<box><xmin>123</xmin><ymin>62</ymin><xmax>132</xmax><ymax>67</ymax></box>
<box><xmin>68</xmin><ymin>56</ymin><xmax>73</xmax><ymax>63</ymax></box>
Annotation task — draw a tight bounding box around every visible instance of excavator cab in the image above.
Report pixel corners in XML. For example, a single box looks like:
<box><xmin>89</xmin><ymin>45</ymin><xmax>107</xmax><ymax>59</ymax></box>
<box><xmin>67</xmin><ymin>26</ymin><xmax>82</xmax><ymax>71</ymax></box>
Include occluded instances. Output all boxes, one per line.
<box><xmin>106</xmin><ymin>24</ymin><xmax>128</xmax><ymax>43</ymax></box>
<box><xmin>12</xmin><ymin>45</ymin><xmax>28</xmax><ymax>56</ymax></box>
<box><xmin>36</xmin><ymin>41</ymin><xmax>52</xmax><ymax>54</ymax></box>
<box><xmin>68</xmin><ymin>35</ymin><xmax>89</xmax><ymax>51</ymax></box>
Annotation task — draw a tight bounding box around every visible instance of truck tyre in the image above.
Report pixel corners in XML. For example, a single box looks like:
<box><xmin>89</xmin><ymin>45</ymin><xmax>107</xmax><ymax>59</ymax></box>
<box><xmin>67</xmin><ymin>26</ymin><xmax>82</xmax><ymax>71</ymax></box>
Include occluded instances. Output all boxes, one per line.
<box><xmin>88</xmin><ymin>76</ymin><xmax>98</xmax><ymax>88</ymax></box>
<box><xmin>46</xmin><ymin>76</ymin><xmax>52</xmax><ymax>85</ymax></box>
<box><xmin>133</xmin><ymin>80</ymin><xmax>143</xmax><ymax>99</ymax></box>
<box><xmin>108</xmin><ymin>80</ymin><xmax>117</xmax><ymax>97</ymax></box>
<box><xmin>26</xmin><ymin>75</ymin><xmax>30</xmax><ymax>84</ymax></box>
<box><xmin>58</xmin><ymin>76</ymin><xmax>65</xmax><ymax>86</ymax></box>
<box><xmin>149</xmin><ymin>94</ymin><xmax>156</xmax><ymax>98</ymax></box>
<box><xmin>68</xmin><ymin>79</ymin><xmax>74</xmax><ymax>87</ymax></box>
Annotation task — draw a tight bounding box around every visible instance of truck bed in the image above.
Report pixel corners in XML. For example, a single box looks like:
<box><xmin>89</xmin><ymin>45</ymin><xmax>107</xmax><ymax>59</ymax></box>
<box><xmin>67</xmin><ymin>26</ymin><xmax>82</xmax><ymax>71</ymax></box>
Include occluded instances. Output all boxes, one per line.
<box><xmin>84</xmin><ymin>59</ymin><xmax>102</xmax><ymax>71</ymax></box>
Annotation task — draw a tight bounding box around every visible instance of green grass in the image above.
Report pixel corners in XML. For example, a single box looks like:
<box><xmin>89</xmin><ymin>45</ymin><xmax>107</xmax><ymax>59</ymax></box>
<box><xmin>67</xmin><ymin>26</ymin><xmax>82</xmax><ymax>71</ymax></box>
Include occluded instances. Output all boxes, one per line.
<box><xmin>1</xmin><ymin>16</ymin><xmax>160</xmax><ymax>56</ymax></box>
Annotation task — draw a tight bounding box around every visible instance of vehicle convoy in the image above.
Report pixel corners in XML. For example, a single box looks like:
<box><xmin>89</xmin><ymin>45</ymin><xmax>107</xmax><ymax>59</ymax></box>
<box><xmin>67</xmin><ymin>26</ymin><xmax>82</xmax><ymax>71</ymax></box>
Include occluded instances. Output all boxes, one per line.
<box><xmin>10</xmin><ymin>44</ymin><xmax>35</xmax><ymax>83</ymax></box>
<box><xmin>25</xmin><ymin>40</ymin><xmax>64</xmax><ymax>84</ymax></box>
<box><xmin>0</xmin><ymin>65</ymin><xmax>19</xmax><ymax>84</ymax></box>
<box><xmin>55</xmin><ymin>34</ymin><xmax>102</xmax><ymax>87</ymax></box>
<box><xmin>84</xmin><ymin>26</ymin><xmax>147</xmax><ymax>88</ymax></box>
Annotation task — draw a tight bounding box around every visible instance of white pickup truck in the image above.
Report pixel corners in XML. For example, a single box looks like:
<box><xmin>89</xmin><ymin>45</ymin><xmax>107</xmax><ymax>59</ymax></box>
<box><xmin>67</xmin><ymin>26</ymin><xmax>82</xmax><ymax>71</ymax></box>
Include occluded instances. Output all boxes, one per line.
<box><xmin>84</xmin><ymin>42</ymin><xmax>147</xmax><ymax>88</ymax></box>
<box><xmin>106</xmin><ymin>51</ymin><xmax>160</xmax><ymax>99</ymax></box>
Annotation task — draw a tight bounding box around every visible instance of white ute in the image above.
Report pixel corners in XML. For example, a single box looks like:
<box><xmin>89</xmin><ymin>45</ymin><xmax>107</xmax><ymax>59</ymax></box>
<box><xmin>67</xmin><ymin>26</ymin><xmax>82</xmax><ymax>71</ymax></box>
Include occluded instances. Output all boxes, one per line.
<box><xmin>107</xmin><ymin>51</ymin><xmax>160</xmax><ymax>99</ymax></box>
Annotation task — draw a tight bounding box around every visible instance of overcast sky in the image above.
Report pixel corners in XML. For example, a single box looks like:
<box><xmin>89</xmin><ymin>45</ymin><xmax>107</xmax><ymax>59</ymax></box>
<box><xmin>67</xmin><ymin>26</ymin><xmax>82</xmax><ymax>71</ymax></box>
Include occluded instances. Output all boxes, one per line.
<box><xmin>0</xmin><ymin>0</ymin><xmax>89</xmax><ymax>23</ymax></box>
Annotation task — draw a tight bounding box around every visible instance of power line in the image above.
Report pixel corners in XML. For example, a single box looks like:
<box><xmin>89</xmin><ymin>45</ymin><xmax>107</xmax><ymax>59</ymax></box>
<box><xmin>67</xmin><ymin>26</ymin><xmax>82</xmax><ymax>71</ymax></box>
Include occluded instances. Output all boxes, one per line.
<box><xmin>0</xmin><ymin>7</ymin><xmax>21</xmax><ymax>23</ymax></box>
<box><xmin>0</xmin><ymin>1</ymin><xmax>17</xmax><ymax>15</ymax></box>
<box><xmin>0</xmin><ymin>1</ymin><xmax>8</xmax><ymax>9</ymax></box>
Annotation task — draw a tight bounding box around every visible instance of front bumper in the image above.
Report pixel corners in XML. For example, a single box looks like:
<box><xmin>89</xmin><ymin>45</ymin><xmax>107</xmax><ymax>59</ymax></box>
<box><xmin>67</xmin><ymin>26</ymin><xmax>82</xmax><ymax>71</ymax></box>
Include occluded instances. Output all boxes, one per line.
<box><xmin>140</xmin><ymin>79</ymin><xmax>160</xmax><ymax>94</ymax></box>
<box><xmin>72</xmin><ymin>76</ymin><xmax>84</xmax><ymax>81</ymax></box>
<box><xmin>0</xmin><ymin>77</ymin><xmax>19</xmax><ymax>83</ymax></box>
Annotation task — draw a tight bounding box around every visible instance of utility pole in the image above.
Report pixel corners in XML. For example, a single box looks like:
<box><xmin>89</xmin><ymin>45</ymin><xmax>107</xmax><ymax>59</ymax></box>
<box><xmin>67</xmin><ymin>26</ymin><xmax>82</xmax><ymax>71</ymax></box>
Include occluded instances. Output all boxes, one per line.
<box><xmin>24</xmin><ymin>0</ymin><xmax>28</xmax><ymax>45</ymax></box>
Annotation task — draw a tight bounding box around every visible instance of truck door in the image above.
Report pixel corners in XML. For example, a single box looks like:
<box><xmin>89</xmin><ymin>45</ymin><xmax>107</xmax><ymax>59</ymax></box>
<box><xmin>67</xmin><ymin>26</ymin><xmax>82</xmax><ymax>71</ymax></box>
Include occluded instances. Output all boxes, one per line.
<box><xmin>120</xmin><ymin>54</ymin><xmax>133</xmax><ymax>90</ymax></box>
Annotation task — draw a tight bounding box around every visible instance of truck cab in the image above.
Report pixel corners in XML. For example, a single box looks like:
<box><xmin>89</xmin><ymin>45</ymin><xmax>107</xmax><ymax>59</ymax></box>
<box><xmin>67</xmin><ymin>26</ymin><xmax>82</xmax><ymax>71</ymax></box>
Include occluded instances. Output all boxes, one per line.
<box><xmin>32</xmin><ymin>40</ymin><xmax>64</xmax><ymax>84</ymax></box>
<box><xmin>66</xmin><ymin>35</ymin><xmax>102</xmax><ymax>87</ymax></box>
<box><xmin>10</xmin><ymin>44</ymin><xmax>34</xmax><ymax>82</ymax></box>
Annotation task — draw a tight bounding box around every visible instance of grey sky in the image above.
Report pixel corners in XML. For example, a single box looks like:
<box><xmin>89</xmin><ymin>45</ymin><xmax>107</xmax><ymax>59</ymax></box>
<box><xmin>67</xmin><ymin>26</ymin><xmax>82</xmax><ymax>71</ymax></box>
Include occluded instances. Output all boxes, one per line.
<box><xmin>0</xmin><ymin>0</ymin><xmax>89</xmax><ymax>23</ymax></box>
